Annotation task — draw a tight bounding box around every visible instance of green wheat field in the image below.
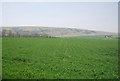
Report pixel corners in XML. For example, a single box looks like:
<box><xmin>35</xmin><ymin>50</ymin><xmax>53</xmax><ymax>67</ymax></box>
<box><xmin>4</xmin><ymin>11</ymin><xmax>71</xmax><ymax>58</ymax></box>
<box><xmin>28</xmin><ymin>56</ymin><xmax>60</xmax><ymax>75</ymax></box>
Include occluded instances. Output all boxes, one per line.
<box><xmin>2</xmin><ymin>37</ymin><xmax>118</xmax><ymax>79</ymax></box>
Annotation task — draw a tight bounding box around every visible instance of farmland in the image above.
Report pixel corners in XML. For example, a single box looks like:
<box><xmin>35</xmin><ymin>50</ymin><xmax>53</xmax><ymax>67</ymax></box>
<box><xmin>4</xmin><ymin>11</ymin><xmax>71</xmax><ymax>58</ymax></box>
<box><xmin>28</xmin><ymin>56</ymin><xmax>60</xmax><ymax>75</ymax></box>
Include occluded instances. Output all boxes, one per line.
<box><xmin>2</xmin><ymin>37</ymin><xmax>118</xmax><ymax>79</ymax></box>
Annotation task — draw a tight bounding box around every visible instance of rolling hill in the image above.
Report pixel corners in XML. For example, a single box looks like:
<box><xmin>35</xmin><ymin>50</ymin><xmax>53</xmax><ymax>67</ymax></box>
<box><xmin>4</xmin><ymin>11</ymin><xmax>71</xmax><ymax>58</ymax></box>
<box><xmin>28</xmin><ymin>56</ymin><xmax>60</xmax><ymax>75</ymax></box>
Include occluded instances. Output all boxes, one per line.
<box><xmin>1</xmin><ymin>26</ymin><xmax>117</xmax><ymax>37</ymax></box>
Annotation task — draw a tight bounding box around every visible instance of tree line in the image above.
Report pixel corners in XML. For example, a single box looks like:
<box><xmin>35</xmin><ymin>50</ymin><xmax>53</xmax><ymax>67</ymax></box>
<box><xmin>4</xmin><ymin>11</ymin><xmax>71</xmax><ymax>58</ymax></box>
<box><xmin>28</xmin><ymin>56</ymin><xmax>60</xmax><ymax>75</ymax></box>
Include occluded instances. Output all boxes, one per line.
<box><xmin>2</xmin><ymin>30</ymin><xmax>56</xmax><ymax>38</ymax></box>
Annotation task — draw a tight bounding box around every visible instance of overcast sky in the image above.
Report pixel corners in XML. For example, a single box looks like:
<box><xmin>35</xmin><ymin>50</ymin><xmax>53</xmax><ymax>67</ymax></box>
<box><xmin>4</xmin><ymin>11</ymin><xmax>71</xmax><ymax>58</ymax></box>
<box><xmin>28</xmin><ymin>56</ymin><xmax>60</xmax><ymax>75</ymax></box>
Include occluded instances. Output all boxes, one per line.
<box><xmin>1</xmin><ymin>2</ymin><xmax>118</xmax><ymax>33</ymax></box>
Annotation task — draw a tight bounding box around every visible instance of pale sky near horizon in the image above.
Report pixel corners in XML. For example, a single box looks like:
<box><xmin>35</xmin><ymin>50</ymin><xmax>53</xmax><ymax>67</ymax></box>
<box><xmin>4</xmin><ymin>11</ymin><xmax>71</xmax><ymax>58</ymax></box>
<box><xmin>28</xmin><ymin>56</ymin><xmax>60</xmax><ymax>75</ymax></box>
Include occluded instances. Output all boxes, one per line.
<box><xmin>0</xmin><ymin>2</ymin><xmax>118</xmax><ymax>33</ymax></box>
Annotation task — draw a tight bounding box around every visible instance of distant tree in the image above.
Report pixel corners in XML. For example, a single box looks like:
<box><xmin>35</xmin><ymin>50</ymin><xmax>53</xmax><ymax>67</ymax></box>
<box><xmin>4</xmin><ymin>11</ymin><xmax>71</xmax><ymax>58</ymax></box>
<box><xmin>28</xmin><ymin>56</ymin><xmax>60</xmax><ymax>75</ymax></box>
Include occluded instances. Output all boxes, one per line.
<box><xmin>16</xmin><ymin>32</ymin><xmax>20</xmax><ymax>37</ymax></box>
<box><xmin>2</xmin><ymin>30</ymin><xmax>6</xmax><ymax>37</ymax></box>
<box><xmin>9</xmin><ymin>30</ymin><xmax>12</xmax><ymax>37</ymax></box>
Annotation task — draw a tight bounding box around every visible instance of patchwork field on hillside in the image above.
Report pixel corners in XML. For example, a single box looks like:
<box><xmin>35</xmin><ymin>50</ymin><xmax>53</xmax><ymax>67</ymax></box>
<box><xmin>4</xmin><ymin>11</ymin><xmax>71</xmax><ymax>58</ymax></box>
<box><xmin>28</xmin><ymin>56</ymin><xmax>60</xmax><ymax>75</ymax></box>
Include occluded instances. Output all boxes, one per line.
<box><xmin>2</xmin><ymin>38</ymin><xmax>118</xmax><ymax>79</ymax></box>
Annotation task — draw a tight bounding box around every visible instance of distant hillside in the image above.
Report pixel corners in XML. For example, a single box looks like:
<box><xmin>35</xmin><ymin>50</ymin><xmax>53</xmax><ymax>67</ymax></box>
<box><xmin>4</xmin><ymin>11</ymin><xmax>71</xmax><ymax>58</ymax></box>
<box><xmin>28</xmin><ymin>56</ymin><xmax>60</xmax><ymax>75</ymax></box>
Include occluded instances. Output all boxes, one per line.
<box><xmin>1</xmin><ymin>26</ymin><xmax>117</xmax><ymax>37</ymax></box>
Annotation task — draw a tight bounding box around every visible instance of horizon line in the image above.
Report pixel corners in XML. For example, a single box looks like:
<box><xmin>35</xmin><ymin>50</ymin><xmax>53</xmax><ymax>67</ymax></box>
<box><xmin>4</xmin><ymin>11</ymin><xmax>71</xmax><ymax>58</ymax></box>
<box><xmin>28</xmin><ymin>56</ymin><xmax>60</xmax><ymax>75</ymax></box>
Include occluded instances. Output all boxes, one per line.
<box><xmin>1</xmin><ymin>25</ymin><xmax>118</xmax><ymax>33</ymax></box>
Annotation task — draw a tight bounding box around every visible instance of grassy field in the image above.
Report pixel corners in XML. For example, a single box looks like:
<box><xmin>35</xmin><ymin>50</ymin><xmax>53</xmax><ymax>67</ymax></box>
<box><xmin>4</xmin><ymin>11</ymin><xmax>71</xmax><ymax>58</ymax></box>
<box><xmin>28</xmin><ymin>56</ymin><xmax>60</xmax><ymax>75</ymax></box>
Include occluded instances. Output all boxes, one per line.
<box><xmin>2</xmin><ymin>38</ymin><xmax>118</xmax><ymax>79</ymax></box>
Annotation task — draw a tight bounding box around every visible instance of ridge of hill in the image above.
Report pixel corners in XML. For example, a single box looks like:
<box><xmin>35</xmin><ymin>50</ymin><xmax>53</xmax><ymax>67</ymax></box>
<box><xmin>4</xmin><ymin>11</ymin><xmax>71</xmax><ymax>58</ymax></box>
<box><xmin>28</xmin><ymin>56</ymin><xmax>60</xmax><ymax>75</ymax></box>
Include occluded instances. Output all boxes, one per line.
<box><xmin>2</xmin><ymin>26</ymin><xmax>117</xmax><ymax>37</ymax></box>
